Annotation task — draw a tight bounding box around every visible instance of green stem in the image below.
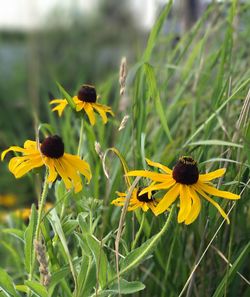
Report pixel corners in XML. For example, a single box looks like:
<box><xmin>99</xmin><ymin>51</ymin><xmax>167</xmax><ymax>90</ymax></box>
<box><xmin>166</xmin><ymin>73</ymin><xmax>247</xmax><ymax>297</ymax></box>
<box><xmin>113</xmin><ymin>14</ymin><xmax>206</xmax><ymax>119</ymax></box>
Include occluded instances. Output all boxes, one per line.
<box><xmin>131</xmin><ymin>212</ymin><xmax>145</xmax><ymax>250</ymax></box>
<box><xmin>28</xmin><ymin>170</ymin><xmax>49</xmax><ymax>286</ymax></box>
<box><xmin>77</xmin><ymin>118</ymin><xmax>84</xmax><ymax>157</ymax></box>
<box><xmin>90</xmin><ymin>206</ymin><xmax>175</xmax><ymax>297</ymax></box>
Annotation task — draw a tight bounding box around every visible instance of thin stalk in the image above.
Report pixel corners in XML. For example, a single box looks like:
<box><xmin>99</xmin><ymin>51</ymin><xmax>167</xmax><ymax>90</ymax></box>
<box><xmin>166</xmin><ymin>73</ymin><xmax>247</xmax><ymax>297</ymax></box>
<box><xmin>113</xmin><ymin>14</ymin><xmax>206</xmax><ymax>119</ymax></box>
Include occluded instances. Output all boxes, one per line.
<box><xmin>77</xmin><ymin>118</ymin><xmax>84</xmax><ymax>157</ymax></box>
<box><xmin>131</xmin><ymin>212</ymin><xmax>145</xmax><ymax>250</ymax></box>
<box><xmin>28</xmin><ymin>170</ymin><xmax>49</xmax><ymax>290</ymax></box>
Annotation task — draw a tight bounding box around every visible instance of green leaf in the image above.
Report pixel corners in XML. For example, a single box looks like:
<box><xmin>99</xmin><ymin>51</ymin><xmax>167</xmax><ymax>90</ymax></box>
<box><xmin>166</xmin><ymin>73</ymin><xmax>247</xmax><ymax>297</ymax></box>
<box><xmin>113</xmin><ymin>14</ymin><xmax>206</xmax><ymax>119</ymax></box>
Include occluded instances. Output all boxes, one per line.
<box><xmin>143</xmin><ymin>0</ymin><xmax>173</xmax><ymax>62</ymax></box>
<box><xmin>77</xmin><ymin>257</ymin><xmax>96</xmax><ymax>297</ymax></box>
<box><xmin>1</xmin><ymin>228</ymin><xmax>24</xmax><ymax>242</ymax></box>
<box><xmin>212</xmin><ymin>241</ymin><xmax>250</xmax><ymax>297</ymax></box>
<box><xmin>0</xmin><ymin>268</ymin><xmax>21</xmax><ymax>297</ymax></box>
<box><xmin>56</xmin><ymin>82</ymin><xmax>75</xmax><ymax>109</ymax></box>
<box><xmin>98</xmin><ymin>279</ymin><xmax>145</xmax><ymax>296</ymax></box>
<box><xmin>144</xmin><ymin>63</ymin><xmax>172</xmax><ymax>142</ymax></box>
<box><xmin>188</xmin><ymin>140</ymin><xmax>243</xmax><ymax>148</ymax></box>
<box><xmin>120</xmin><ymin>207</ymin><xmax>175</xmax><ymax>276</ymax></box>
<box><xmin>48</xmin><ymin>209</ymin><xmax>77</xmax><ymax>291</ymax></box>
<box><xmin>85</xmin><ymin>234</ymin><xmax>113</xmax><ymax>288</ymax></box>
<box><xmin>24</xmin><ymin>204</ymin><xmax>38</xmax><ymax>274</ymax></box>
<box><xmin>25</xmin><ymin>281</ymin><xmax>48</xmax><ymax>297</ymax></box>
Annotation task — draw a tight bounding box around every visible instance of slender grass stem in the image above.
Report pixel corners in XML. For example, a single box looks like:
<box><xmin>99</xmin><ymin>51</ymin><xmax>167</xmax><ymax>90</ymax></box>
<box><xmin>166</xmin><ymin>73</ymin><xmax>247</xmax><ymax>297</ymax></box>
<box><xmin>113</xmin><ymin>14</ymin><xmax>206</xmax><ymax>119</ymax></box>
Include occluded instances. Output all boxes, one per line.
<box><xmin>28</xmin><ymin>170</ymin><xmax>49</xmax><ymax>292</ymax></box>
<box><xmin>77</xmin><ymin>118</ymin><xmax>84</xmax><ymax>157</ymax></box>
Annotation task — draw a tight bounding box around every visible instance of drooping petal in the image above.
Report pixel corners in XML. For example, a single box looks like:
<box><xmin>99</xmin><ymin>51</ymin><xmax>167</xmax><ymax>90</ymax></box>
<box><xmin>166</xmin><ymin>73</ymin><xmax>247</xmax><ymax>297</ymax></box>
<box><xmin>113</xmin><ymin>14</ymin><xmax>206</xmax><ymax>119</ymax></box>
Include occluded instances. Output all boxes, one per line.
<box><xmin>177</xmin><ymin>185</ymin><xmax>192</xmax><ymax>223</ymax></box>
<box><xmin>92</xmin><ymin>104</ymin><xmax>108</xmax><ymax>123</ymax></box>
<box><xmin>60</xmin><ymin>158</ymin><xmax>83</xmax><ymax>193</ymax></box>
<box><xmin>44</xmin><ymin>158</ymin><xmax>58</xmax><ymax>183</ymax></box>
<box><xmin>148</xmin><ymin>202</ymin><xmax>158</xmax><ymax>215</ymax></box>
<box><xmin>141</xmin><ymin>203</ymin><xmax>149</xmax><ymax>212</ymax></box>
<box><xmin>139</xmin><ymin>179</ymin><xmax>176</xmax><ymax>196</ymax></box>
<box><xmin>155</xmin><ymin>184</ymin><xmax>180</xmax><ymax>215</ymax></box>
<box><xmin>53</xmin><ymin>159</ymin><xmax>72</xmax><ymax>190</ymax></box>
<box><xmin>126</xmin><ymin>170</ymin><xmax>170</xmax><ymax>182</ymax></box>
<box><xmin>194</xmin><ymin>185</ymin><xmax>230</xmax><ymax>223</ymax></box>
<box><xmin>64</xmin><ymin>154</ymin><xmax>92</xmax><ymax>183</ymax></box>
<box><xmin>197</xmin><ymin>182</ymin><xmax>240</xmax><ymax>200</ymax></box>
<box><xmin>199</xmin><ymin>168</ymin><xmax>226</xmax><ymax>182</ymax></box>
<box><xmin>145</xmin><ymin>158</ymin><xmax>172</xmax><ymax>174</ymax></box>
<box><xmin>12</xmin><ymin>156</ymin><xmax>44</xmax><ymax>178</ymax></box>
<box><xmin>50</xmin><ymin>99</ymin><xmax>68</xmax><ymax>117</ymax></box>
<box><xmin>184</xmin><ymin>187</ymin><xmax>201</xmax><ymax>225</ymax></box>
<box><xmin>83</xmin><ymin>103</ymin><xmax>96</xmax><ymax>125</ymax></box>
<box><xmin>1</xmin><ymin>146</ymin><xmax>26</xmax><ymax>160</ymax></box>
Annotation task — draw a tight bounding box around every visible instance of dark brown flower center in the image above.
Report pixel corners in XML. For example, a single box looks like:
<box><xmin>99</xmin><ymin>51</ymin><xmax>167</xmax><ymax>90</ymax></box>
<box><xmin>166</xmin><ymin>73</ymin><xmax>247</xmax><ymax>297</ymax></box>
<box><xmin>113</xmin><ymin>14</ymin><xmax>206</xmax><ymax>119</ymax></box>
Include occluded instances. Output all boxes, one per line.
<box><xmin>77</xmin><ymin>85</ymin><xmax>97</xmax><ymax>103</ymax></box>
<box><xmin>172</xmin><ymin>156</ymin><xmax>199</xmax><ymax>185</ymax></box>
<box><xmin>137</xmin><ymin>188</ymin><xmax>153</xmax><ymax>202</ymax></box>
<box><xmin>41</xmin><ymin>135</ymin><xmax>64</xmax><ymax>159</ymax></box>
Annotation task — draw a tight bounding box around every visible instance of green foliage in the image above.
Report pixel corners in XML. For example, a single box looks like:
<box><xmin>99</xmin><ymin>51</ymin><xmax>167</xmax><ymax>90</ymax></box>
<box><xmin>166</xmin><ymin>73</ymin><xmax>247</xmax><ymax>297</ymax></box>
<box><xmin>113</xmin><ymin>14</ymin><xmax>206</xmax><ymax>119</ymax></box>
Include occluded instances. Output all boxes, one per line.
<box><xmin>0</xmin><ymin>1</ymin><xmax>249</xmax><ymax>297</ymax></box>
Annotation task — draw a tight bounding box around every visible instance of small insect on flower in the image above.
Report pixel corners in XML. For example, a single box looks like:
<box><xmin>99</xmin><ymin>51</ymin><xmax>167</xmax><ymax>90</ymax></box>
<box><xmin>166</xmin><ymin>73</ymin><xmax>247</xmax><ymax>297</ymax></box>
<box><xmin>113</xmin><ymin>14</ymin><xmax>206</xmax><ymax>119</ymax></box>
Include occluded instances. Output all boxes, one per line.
<box><xmin>127</xmin><ymin>156</ymin><xmax>240</xmax><ymax>224</ymax></box>
<box><xmin>111</xmin><ymin>188</ymin><xmax>158</xmax><ymax>215</ymax></box>
<box><xmin>1</xmin><ymin>135</ymin><xmax>92</xmax><ymax>193</ymax></box>
<box><xmin>50</xmin><ymin>84</ymin><xmax>114</xmax><ymax>126</ymax></box>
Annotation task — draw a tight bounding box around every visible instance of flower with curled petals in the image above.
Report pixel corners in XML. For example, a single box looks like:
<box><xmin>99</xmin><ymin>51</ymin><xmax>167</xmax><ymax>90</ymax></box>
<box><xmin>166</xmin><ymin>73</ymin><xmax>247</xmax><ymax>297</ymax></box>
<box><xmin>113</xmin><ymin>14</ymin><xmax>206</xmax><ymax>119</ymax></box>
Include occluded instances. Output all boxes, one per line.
<box><xmin>127</xmin><ymin>156</ymin><xmax>240</xmax><ymax>224</ymax></box>
<box><xmin>50</xmin><ymin>84</ymin><xmax>114</xmax><ymax>126</ymax></box>
<box><xmin>111</xmin><ymin>188</ymin><xmax>158</xmax><ymax>215</ymax></box>
<box><xmin>1</xmin><ymin>135</ymin><xmax>91</xmax><ymax>193</ymax></box>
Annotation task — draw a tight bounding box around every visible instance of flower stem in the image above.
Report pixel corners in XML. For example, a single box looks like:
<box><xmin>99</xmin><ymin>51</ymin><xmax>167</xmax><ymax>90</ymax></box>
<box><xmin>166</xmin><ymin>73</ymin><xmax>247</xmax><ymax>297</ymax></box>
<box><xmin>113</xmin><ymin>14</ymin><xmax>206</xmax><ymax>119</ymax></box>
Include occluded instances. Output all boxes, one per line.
<box><xmin>77</xmin><ymin>118</ymin><xmax>84</xmax><ymax>157</ymax></box>
<box><xmin>28</xmin><ymin>170</ymin><xmax>49</xmax><ymax>287</ymax></box>
<box><xmin>131</xmin><ymin>212</ymin><xmax>145</xmax><ymax>250</ymax></box>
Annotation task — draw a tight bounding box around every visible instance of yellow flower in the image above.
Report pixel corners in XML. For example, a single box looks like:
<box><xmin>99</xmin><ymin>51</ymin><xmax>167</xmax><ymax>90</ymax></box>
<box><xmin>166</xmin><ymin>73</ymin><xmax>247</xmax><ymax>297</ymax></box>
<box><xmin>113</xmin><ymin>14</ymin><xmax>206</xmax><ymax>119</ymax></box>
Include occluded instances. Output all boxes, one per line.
<box><xmin>111</xmin><ymin>188</ymin><xmax>158</xmax><ymax>215</ymax></box>
<box><xmin>1</xmin><ymin>135</ymin><xmax>91</xmax><ymax>193</ymax></box>
<box><xmin>50</xmin><ymin>84</ymin><xmax>114</xmax><ymax>125</ymax></box>
<box><xmin>127</xmin><ymin>156</ymin><xmax>240</xmax><ymax>224</ymax></box>
<box><xmin>0</xmin><ymin>194</ymin><xmax>17</xmax><ymax>207</ymax></box>
<box><xmin>1</xmin><ymin>203</ymin><xmax>54</xmax><ymax>222</ymax></box>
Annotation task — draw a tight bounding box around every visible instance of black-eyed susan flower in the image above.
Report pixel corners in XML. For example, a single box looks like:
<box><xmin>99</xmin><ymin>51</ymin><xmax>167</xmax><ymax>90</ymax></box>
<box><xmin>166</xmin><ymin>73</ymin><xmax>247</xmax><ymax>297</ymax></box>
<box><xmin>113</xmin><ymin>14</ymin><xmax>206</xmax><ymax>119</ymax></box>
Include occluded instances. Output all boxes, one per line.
<box><xmin>50</xmin><ymin>84</ymin><xmax>114</xmax><ymax>125</ymax></box>
<box><xmin>127</xmin><ymin>157</ymin><xmax>240</xmax><ymax>224</ymax></box>
<box><xmin>111</xmin><ymin>188</ymin><xmax>158</xmax><ymax>215</ymax></box>
<box><xmin>1</xmin><ymin>135</ymin><xmax>91</xmax><ymax>193</ymax></box>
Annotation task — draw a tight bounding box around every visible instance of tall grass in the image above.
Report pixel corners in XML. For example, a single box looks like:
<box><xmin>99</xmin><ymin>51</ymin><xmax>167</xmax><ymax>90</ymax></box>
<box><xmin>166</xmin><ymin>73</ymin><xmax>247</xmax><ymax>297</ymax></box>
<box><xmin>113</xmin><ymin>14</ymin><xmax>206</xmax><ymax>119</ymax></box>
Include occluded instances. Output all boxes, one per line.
<box><xmin>0</xmin><ymin>1</ymin><xmax>249</xmax><ymax>297</ymax></box>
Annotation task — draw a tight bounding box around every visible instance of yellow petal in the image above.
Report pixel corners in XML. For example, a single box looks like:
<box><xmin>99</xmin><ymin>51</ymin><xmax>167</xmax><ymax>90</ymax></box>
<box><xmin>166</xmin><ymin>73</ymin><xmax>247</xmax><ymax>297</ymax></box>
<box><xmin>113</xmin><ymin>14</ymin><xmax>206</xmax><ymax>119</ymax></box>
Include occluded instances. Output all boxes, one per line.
<box><xmin>184</xmin><ymin>187</ymin><xmax>201</xmax><ymax>225</ymax></box>
<box><xmin>64</xmin><ymin>154</ymin><xmax>92</xmax><ymax>182</ymax></box>
<box><xmin>1</xmin><ymin>146</ymin><xmax>26</xmax><ymax>160</ymax></box>
<box><xmin>54</xmin><ymin>159</ymin><xmax>72</xmax><ymax>190</ymax></box>
<box><xmin>194</xmin><ymin>185</ymin><xmax>230</xmax><ymax>224</ymax></box>
<box><xmin>126</xmin><ymin>170</ymin><xmax>170</xmax><ymax>182</ymax></box>
<box><xmin>155</xmin><ymin>184</ymin><xmax>180</xmax><ymax>215</ymax></box>
<box><xmin>178</xmin><ymin>185</ymin><xmax>192</xmax><ymax>223</ymax></box>
<box><xmin>145</xmin><ymin>158</ymin><xmax>172</xmax><ymax>174</ymax></box>
<box><xmin>197</xmin><ymin>182</ymin><xmax>240</xmax><ymax>200</ymax></box>
<box><xmin>12</xmin><ymin>156</ymin><xmax>44</xmax><ymax>178</ymax></box>
<box><xmin>50</xmin><ymin>99</ymin><xmax>66</xmax><ymax>104</ymax></box>
<box><xmin>23</xmin><ymin>140</ymin><xmax>38</xmax><ymax>149</ymax></box>
<box><xmin>92</xmin><ymin>104</ymin><xmax>108</xmax><ymax>123</ymax></box>
<box><xmin>60</xmin><ymin>158</ymin><xmax>83</xmax><ymax>193</ymax></box>
<box><xmin>44</xmin><ymin>158</ymin><xmax>58</xmax><ymax>183</ymax></box>
<box><xmin>199</xmin><ymin>168</ymin><xmax>226</xmax><ymax>182</ymax></box>
<box><xmin>83</xmin><ymin>103</ymin><xmax>96</xmax><ymax>125</ymax></box>
<box><xmin>139</xmin><ymin>179</ymin><xmax>176</xmax><ymax>196</ymax></box>
<box><xmin>141</xmin><ymin>203</ymin><xmax>149</xmax><ymax>212</ymax></box>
